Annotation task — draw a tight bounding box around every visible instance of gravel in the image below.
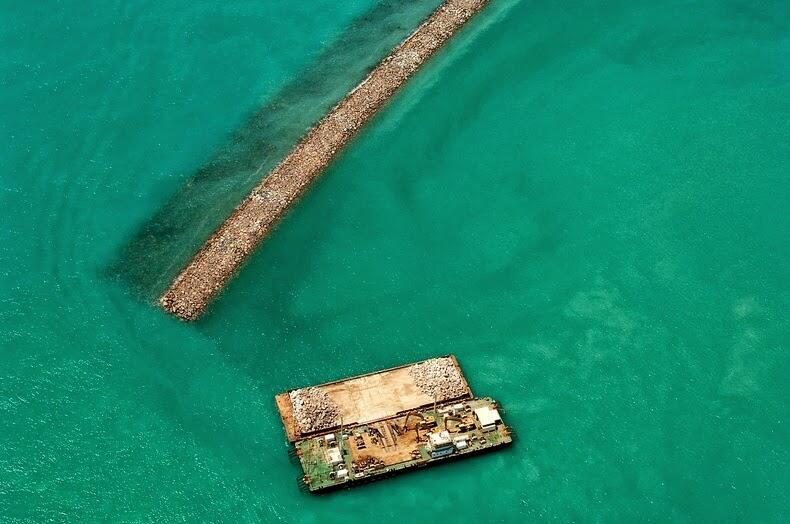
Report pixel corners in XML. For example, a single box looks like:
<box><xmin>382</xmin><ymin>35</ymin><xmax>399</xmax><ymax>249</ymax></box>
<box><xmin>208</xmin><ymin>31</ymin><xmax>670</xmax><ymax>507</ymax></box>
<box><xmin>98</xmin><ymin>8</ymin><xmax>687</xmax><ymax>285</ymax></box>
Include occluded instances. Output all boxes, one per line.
<box><xmin>409</xmin><ymin>357</ymin><xmax>468</xmax><ymax>401</ymax></box>
<box><xmin>159</xmin><ymin>0</ymin><xmax>489</xmax><ymax>321</ymax></box>
<box><xmin>289</xmin><ymin>387</ymin><xmax>341</xmax><ymax>434</ymax></box>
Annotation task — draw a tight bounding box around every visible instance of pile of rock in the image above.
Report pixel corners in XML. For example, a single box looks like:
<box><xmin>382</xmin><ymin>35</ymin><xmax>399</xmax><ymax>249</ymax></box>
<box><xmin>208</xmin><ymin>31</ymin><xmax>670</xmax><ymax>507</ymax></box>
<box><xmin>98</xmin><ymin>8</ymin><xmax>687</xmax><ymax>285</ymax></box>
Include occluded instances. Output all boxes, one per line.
<box><xmin>159</xmin><ymin>0</ymin><xmax>490</xmax><ymax>321</ymax></box>
<box><xmin>409</xmin><ymin>357</ymin><xmax>468</xmax><ymax>402</ymax></box>
<box><xmin>289</xmin><ymin>387</ymin><xmax>341</xmax><ymax>434</ymax></box>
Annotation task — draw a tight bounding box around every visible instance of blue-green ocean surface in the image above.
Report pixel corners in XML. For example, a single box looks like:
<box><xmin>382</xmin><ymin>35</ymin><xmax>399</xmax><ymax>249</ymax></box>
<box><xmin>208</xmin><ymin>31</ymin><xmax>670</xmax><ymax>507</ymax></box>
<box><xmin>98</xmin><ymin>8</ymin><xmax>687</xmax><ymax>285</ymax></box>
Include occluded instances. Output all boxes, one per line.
<box><xmin>1</xmin><ymin>0</ymin><xmax>788</xmax><ymax>521</ymax></box>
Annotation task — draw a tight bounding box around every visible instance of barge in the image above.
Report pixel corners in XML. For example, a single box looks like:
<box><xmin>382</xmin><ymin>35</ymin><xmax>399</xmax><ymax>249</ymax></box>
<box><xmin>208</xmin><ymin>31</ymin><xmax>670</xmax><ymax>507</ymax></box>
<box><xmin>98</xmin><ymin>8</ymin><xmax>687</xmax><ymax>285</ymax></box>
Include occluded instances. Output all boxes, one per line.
<box><xmin>275</xmin><ymin>356</ymin><xmax>512</xmax><ymax>493</ymax></box>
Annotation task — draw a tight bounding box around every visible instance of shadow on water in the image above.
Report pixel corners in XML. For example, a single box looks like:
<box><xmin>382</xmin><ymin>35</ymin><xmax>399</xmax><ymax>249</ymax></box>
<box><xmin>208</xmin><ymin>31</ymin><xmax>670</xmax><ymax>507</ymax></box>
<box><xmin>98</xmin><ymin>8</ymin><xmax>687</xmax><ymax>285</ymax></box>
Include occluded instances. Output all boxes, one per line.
<box><xmin>107</xmin><ymin>0</ymin><xmax>443</xmax><ymax>301</ymax></box>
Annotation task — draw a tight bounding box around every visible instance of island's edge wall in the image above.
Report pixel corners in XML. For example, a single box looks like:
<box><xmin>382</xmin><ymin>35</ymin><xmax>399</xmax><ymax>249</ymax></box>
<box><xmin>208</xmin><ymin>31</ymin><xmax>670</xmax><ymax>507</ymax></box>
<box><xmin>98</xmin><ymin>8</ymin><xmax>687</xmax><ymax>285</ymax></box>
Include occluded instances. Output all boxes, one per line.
<box><xmin>160</xmin><ymin>0</ymin><xmax>490</xmax><ymax>320</ymax></box>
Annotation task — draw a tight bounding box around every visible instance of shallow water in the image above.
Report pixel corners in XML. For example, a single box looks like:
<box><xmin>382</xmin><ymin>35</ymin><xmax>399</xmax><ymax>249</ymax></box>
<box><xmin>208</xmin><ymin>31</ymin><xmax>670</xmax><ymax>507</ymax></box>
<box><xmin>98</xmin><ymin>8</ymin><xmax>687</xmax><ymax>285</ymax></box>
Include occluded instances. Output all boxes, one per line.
<box><xmin>1</xmin><ymin>0</ymin><xmax>789</xmax><ymax>521</ymax></box>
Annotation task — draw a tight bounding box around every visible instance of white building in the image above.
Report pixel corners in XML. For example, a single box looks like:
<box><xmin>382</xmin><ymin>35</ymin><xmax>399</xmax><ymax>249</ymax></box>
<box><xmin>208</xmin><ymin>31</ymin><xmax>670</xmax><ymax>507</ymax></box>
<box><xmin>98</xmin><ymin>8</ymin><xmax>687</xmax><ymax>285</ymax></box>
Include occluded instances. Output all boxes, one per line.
<box><xmin>473</xmin><ymin>406</ymin><xmax>502</xmax><ymax>432</ymax></box>
<box><xmin>326</xmin><ymin>447</ymin><xmax>343</xmax><ymax>466</ymax></box>
<box><xmin>428</xmin><ymin>430</ymin><xmax>455</xmax><ymax>458</ymax></box>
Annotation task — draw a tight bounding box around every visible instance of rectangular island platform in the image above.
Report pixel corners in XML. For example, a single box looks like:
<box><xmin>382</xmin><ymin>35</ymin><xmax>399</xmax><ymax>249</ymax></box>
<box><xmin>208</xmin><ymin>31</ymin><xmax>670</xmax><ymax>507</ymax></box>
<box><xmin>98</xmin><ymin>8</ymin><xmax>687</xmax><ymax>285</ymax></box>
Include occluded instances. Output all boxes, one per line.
<box><xmin>275</xmin><ymin>356</ymin><xmax>512</xmax><ymax>492</ymax></box>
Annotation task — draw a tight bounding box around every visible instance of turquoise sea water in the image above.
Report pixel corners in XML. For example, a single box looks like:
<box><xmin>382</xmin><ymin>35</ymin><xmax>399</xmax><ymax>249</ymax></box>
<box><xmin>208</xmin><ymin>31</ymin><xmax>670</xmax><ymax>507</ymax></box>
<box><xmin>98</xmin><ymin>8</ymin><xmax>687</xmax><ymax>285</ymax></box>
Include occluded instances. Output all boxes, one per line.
<box><xmin>2</xmin><ymin>0</ymin><xmax>789</xmax><ymax>521</ymax></box>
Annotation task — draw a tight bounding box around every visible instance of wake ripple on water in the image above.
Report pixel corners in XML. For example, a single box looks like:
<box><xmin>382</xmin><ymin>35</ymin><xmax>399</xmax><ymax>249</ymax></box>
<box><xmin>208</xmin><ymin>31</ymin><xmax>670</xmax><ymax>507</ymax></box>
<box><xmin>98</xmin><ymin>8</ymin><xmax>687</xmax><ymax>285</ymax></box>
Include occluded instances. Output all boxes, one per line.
<box><xmin>23</xmin><ymin>11</ymin><xmax>138</xmax><ymax>320</ymax></box>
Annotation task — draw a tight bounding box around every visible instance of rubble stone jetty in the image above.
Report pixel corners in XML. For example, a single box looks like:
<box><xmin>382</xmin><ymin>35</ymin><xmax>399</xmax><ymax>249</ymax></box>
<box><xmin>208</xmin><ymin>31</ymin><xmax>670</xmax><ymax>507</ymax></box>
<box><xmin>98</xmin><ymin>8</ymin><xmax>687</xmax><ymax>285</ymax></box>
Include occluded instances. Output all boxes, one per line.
<box><xmin>160</xmin><ymin>0</ymin><xmax>489</xmax><ymax>320</ymax></box>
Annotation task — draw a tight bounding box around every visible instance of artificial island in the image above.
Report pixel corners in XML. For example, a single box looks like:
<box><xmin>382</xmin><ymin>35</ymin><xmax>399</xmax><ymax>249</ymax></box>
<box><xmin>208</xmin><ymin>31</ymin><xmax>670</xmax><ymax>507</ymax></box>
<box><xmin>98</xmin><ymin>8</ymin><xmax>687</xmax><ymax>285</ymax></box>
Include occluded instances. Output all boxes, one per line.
<box><xmin>159</xmin><ymin>0</ymin><xmax>490</xmax><ymax>320</ymax></box>
<box><xmin>275</xmin><ymin>356</ymin><xmax>512</xmax><ymax>492</ymax></box>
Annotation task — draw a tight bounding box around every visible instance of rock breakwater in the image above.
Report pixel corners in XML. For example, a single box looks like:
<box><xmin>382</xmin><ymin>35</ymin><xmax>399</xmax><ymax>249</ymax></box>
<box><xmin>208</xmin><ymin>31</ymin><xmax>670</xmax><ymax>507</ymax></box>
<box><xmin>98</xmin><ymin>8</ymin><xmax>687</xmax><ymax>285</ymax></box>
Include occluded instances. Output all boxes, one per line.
<box><xmin>160</xmin><ymin>0</ymin><xmax>489</xmax><ymax>320</ymax></box>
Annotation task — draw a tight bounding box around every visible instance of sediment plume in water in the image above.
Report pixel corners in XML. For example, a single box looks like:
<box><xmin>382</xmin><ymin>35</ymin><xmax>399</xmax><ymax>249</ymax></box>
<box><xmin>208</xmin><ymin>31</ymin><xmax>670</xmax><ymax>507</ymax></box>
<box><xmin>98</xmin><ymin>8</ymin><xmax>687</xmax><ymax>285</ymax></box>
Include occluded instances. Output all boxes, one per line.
<box><xmin>160</xmin><ymin>0</ymin><xmax>489</xmax><ymax>320</ymax></box>
<box><xmin>108</xmin><ymin>0</ymin><xmax>443</xmax><ymax>300</ymax></box>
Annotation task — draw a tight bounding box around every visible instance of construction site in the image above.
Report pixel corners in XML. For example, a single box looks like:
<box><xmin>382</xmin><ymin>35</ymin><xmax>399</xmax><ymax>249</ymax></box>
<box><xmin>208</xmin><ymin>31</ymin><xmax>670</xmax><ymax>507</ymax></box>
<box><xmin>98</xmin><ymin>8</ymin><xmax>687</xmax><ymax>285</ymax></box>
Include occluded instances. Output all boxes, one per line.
<box><xmin>275</xmin><ymin>356</ymin><xmax>512</xmax><ymax>492</ymax></box>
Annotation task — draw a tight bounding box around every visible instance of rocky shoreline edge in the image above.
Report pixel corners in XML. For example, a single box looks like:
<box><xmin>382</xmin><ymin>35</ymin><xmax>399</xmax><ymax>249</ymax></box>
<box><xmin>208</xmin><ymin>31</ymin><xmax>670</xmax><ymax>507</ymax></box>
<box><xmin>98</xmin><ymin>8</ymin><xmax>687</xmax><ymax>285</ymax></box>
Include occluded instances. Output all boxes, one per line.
<box><xmin>160</xmin><ymin>0</ymin><xmax>489</xmax><ymax>320</ymax></box>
